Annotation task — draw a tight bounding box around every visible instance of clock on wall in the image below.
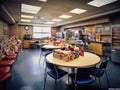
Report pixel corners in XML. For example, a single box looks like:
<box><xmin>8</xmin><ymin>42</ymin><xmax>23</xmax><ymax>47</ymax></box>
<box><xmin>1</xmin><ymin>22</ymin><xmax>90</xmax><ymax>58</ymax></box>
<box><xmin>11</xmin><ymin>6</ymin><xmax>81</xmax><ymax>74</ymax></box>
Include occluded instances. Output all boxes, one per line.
<box><xmin>24</xmin><ymin>26</ymin><xmax>29</xmax><ymax>30</ymax></box>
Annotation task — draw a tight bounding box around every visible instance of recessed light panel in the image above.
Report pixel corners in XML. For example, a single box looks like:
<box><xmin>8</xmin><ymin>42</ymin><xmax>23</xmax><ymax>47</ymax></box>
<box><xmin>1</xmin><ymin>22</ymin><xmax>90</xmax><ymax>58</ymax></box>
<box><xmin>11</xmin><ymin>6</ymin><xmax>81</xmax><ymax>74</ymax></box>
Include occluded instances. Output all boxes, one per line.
<box><xmin>21</xmin><ymin>19</ymin><xmax>31</xmax><ymax>22</ymax></box>
<box><xmin>21</xmin><ymin>15</ymin><xmax>34</xmax><ymax>19</ymax></box>
<box><xmin>38</xmin><ymin>0</ymin><xmax>47</xmax><ymax>2</ymax></box>
<box><xmin>59</xmin><ymin>15</ymin><xmax>72</xmax><ymax>19</ymax></box>
<box><xmin>70</xmin><ymin>8</ymin><xmax>87</xmax><ymax>14</ymax></box>
<box><xmin>21</xmin><ymin>4</ymin><xmax>41</xmax><ymax>14</ymax></box>
<box><xmin>87</xmin><ymin>0</ymin><xmax>117</xmax><ymax>7</ymax></box>
<box><xmin>52</xmin><ymin>19</ymin><xmax>62</xmax><ymax>22</ymax></box>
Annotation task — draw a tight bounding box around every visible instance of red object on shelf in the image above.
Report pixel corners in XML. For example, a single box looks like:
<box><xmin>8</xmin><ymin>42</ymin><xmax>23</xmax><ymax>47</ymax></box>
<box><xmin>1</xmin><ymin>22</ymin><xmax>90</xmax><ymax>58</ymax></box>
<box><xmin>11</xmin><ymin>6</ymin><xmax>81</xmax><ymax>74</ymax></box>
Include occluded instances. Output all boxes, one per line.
<box><xmin>0</xmin><ymin>60</ymin><xmax>15</xmax><ymax>66</ymax></box>
<box><xmin>7</xmin><ymin>54</ymin><xmax>17</xmax><ymax>59</ymax></box>
<box><xmin>81</xmin><ymin>47</ymin><xmax>84</xmax><ymax>56</ymax></box>
<box><xmin>0</xmin><ymin>73</ymin><xmax>11</xmax><ymax>82</ymax></box>
<box><xmin>0</xmin><ymin>67</ymin><xmax>10</xmax><ymax>73</ymax></box>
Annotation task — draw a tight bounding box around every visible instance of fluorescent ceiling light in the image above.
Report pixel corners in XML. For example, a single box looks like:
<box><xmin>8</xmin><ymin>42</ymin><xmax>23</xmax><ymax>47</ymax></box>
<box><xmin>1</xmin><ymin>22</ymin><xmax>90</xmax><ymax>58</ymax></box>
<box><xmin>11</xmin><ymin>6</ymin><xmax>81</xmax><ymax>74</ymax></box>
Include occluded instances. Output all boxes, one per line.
<box><xmin>70</xmin><ymin>8</ymin><xmax>87</xmax><ymax>14</ymax></box>
<box><xmin>59</xmin><ymin>15</ymin><xmax>72</xmax><ymax>19</ymax></box>
<box><xmin>21</xmin><ymin>19</ymin><xmax>31</xmax><ymax>22</ymax></box>
<box><xmin>38</xmin><ymin>0</ymin><xmax>47</xmax><ymax>2</ymax></box>
<box><xmin>21</xmin><ymin>15</ymin><xmax>34</xmax><ymax>19</ymax></box>
<box><xmin>52</xmin><ymin>19</ymin><xmax>62</xmax><ymax>22</ymax></box>
<box><xmin>87</xmin><ymin>0</ymin><xmax>117</xmax><ymax>7</ymax></box>
<box><xmin>45</xmin><ymin>22</ymin><xmax>55</xmax><ymax>24</ymax></box>
<box><xmin>40</xmin><ymin>17</ymin><xmax>45</xmax><ymax>19</ymax></box>
<box><xmin>21</xmin><ymin>4</ymin><xmax>41</xmax><ymax>14</ymax></box>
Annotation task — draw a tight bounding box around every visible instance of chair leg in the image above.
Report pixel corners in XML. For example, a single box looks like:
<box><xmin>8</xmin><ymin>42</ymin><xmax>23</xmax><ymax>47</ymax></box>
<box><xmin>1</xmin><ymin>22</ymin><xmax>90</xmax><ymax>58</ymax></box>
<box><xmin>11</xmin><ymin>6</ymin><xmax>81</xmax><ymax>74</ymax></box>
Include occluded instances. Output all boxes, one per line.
<box><xmin>1</xmin><ymin>80</ymin><xmax>7</xmax><ymax>90</ymax></box>
<box><xmin>74</xmin><ymin>84</ymin><xmax>77</xmax><ymax>90</ymax></box>
<box><xmin>55</xmin><ymin>79</ymin><xmax>58</xmax><ymax>90</ymax></box>
<box><xmin>21</xmin><ymin>46</ymin><xmax>24</xmax><ymax>52</ymax></box>
<box><xmin>43</xmin><ymin>66</ymin><xmax>47</xmax><ymax>90</ymax></box>
<box><xmin>98</xmin><ymin>78</ymin><xmax>101</xmax><ymax>89</ymax></box>
<box><xmin>43</xmin><ymin>56</ymin><xmax>45</xmax><ymax>67</ymax></box>
<box><xmin>55</xmin><ymin>79</ymin><xmax>57</xmax><ymax>85</ymax></box>
<box><xmin>105</xmin><ymin>69</ymin><xmax>110</xmax><ymax>88</ymax></box>
<box><xmin>94</xmin><ymin>76</ymin><xmax>98</xmax><ymax>88</ymax></box>
<box><xmin>67</xmin><ymin>68</ymin><xmax>71</xmax><ymax>85</ymax></box>
<box><xmin>39</xmin><ymin>51</ymin><xmax>42</xmax><ymax>65</ymax></box>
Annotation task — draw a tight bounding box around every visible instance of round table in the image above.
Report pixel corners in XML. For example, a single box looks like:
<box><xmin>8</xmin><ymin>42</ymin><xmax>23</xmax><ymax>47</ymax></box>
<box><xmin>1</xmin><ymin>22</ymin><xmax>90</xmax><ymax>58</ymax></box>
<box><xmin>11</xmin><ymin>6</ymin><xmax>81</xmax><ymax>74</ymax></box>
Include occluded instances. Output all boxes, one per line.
<box><xmin>46</xmin><ymin>52</ymin><xmax>100</xmax><ymax>68</ymax></box>
<box><xmin>43</xmin><ymin>44</ymin><xmax>64</xmax><ymax>49</ymax></box>
<box><xmin>46</xmin><ymin>52</ymin><xmax>100</xmax><ymax>85</ymax></box>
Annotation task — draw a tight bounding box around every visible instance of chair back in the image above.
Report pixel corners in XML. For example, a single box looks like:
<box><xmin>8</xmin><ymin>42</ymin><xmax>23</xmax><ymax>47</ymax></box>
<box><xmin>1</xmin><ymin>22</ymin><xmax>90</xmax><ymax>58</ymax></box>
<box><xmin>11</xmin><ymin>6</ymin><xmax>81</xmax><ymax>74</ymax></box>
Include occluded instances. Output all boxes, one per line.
<box><xmin>41</xmin><ymin>47</ymin><xmax>53</xmax><ymax>52</ymax></box>
<box><xmin>46</xmin><ymin>61</ymin><xmax>56</xmax><ymax>71</ymax></box>
<box><xmin>104</xmin><ymin>47</ymin><xmax>111</xmax><ymax>53</ymax></box>
<box><xmin>41</xmin><ymin>48</ymin><xmax>46</xmax><ymax>52</ymax></box>
<box><xmin>46</xmin><ymin>61</ymin><xmax>59</xmax><ymax>78</ymax></box>
<box><xmin>99</xmin><ymin>57</ymin><xmax>110</xmax><ymax>69</ymax></box>
<box><xmin>45</xmin><ymin>52</ymin><xmax>51</xmax><ymax>57</ymax></box>
<box><xmin>76</xmin><ymin>67</ymin><xmax>95</xmax><ymax>79</ymax></box>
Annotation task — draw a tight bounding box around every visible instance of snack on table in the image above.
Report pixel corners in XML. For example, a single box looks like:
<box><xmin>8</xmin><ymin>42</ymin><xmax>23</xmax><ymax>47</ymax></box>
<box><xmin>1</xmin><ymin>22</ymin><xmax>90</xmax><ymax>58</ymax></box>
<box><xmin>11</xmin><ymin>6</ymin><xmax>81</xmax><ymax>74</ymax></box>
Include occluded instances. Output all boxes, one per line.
<box><xmin>53</xmin><ymin>49</ymin><xmax>62</xmax><ymax>59</ymax></box>
<box><xmin>53</xmin><ymin>49</ymin><xmax>79</xmax><ymax>62</ymax></box>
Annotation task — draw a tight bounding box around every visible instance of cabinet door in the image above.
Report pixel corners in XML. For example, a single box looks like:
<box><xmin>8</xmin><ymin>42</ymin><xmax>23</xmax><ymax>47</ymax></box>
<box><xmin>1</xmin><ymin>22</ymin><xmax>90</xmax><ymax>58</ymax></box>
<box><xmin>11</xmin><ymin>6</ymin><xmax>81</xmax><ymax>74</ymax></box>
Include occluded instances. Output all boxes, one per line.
<box><xmin>89</xmin><ymin>43</ymin><xmax>103</xmax><ymax>55</ymax></box>
<box><xmin>94</xmin><ymin>43</ymin><xmax>103</xmax><ymax>56</ymax></box>
<box><xmin>23</xmin><ymin>40</ymin><xmax>30</xmax><ymax>48</ymax></box>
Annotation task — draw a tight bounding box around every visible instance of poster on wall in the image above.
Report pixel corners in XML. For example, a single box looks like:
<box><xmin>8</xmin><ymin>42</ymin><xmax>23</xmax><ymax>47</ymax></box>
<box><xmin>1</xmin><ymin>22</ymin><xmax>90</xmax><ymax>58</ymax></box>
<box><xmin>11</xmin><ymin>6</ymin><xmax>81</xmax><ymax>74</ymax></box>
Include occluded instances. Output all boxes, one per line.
<box><xmin>3</xmin><ymin>24</ymin><xmax>9</xmax><ymax>35</ymax></box>
<box><xmin>95</xmin><ymin>26</ymin><xmax>103</xmax><ymax>33</ymax></box>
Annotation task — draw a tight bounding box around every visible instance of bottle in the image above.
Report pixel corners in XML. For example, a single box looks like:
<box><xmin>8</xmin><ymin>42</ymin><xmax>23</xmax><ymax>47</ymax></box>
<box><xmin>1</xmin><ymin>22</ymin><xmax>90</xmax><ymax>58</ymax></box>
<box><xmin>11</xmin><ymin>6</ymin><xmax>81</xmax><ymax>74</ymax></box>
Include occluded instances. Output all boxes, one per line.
<box><xmin>81</xmin><ymin>47</ymin><xmax>84</xmax><ymax>56</ymax></box>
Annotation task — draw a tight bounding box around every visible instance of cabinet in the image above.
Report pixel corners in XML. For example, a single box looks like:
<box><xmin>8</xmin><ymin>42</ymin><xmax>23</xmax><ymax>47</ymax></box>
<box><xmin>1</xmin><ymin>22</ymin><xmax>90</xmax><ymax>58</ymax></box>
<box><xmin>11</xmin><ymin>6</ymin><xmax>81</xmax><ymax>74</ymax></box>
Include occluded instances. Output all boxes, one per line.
<box><xmin>23</xmin><ymin>40</ymin><xmax>39</xmax><ymax>48</ymax></box>
<box><xmin>111</xmin><ymin>25</ymin><xmax>120</xmax><ymax>49</ymax></box>
<box><xmin>88</xmin><ymin>42</ymin><xmax>103</xmax><ymax>56</ymax></box>
<box><xmin>111</xmin><ymin>24</ymin><xmax>120</xmax><ymax>63</ymax></box>
<box><xmin>23</xmin><ymin>40</ymin><xmax>30</xmax><ymax>48</ymax></box>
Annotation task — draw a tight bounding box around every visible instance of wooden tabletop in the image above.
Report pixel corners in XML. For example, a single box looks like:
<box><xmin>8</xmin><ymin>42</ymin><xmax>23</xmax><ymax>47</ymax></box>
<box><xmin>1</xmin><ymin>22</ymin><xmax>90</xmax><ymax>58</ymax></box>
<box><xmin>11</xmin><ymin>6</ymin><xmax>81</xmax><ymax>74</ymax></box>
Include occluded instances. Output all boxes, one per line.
<box><xmin>46</xmin><ymin>52</ymin><xmax>100</xmax><ymax>68</ymax></box>
<box><xmin>43</xmin><ymin>44</ymin><xmax>64</xmax><ymax>49</ymax></box>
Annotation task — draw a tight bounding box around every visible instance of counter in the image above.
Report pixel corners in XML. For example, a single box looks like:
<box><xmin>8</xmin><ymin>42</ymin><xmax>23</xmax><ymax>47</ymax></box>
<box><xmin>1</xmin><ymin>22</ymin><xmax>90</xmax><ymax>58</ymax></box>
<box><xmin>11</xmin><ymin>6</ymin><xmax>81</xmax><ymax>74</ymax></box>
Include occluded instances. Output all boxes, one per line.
<box><xmin>88</xmin><ymin>41</ymin><xmax>111</xmax><ymax>56</ymax></box>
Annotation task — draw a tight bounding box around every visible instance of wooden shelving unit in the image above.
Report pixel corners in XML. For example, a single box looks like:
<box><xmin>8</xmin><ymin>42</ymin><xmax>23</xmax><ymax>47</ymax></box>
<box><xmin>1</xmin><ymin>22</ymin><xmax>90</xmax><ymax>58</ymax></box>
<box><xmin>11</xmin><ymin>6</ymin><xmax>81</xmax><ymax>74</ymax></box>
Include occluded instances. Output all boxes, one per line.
<box><xmin>111</xmin><ymin>24</ymin><xmax>120</xmax><ymax>63</ymax></box>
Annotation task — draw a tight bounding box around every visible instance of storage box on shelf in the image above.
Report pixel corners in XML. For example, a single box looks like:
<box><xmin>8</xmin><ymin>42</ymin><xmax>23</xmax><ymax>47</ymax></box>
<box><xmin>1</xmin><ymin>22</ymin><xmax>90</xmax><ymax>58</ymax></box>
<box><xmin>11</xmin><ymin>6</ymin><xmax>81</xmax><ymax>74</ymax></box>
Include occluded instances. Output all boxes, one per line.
<box><xmin>0</xmin><ymin>35</ymin><xmax>22</xmax><ymax>61</ymax></box>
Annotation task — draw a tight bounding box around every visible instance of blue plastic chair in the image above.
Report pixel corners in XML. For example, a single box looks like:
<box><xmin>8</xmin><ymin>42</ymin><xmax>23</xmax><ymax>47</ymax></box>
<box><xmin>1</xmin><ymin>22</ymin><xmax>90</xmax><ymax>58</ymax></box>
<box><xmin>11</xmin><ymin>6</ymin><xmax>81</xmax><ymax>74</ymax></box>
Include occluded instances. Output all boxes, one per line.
<box><xmin>69</xmin><ymin>67</ymin><xmax>95</xmax><ymax>90</ymax></box>
<box><xmin>91</xmin><ymin>57</ymin><xmax>110</xmax><ymax>88</ymax></box>
<box><xmin>43</xmin><ymin>61</ymin><xmax>68</xmax><ymax>90</ymax></box>
<box><xmin>103</xmin><ymin>47</ymin><xmax>111</xmax><ymax>58</ymax></box>
<box><xmin>39</xmin><ymin>47</ymin><xmax>52</xmax><ymax>65</ymax></box>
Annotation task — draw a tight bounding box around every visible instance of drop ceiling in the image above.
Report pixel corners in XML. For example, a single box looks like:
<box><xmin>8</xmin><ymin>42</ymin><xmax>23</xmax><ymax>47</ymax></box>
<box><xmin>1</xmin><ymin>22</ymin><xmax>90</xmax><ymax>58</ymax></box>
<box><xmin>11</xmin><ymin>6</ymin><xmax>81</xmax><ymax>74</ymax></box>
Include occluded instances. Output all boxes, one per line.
<box><xmin>0</xmin><ymin>0</ymin><xmax>120</xmax><ymax>27</ymax></box>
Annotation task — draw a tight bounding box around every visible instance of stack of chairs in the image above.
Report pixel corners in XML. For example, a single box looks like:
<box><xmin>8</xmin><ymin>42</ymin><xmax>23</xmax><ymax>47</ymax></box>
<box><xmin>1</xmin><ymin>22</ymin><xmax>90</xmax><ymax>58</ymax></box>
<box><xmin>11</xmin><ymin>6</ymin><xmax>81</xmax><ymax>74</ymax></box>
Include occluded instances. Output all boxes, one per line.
<box><xmin>0</xmin><ymin>37</ymin><xmax>22</xmax><ymax>90</ymax></box>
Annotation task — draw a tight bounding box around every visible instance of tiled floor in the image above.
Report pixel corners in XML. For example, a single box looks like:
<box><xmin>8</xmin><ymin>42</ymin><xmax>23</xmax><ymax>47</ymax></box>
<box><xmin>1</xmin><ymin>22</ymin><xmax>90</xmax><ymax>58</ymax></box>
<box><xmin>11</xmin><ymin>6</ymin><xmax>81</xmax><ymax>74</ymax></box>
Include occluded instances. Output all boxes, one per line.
<box><xmin>0</xmin><ymin>48</ymin><xmax>120</xmax><ymax>90</ymax></box>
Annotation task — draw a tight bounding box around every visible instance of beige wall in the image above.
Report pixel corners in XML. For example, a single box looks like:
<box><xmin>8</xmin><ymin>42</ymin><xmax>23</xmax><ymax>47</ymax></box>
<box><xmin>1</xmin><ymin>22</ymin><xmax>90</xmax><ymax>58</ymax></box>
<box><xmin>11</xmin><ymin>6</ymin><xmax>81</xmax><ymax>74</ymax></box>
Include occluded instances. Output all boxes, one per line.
<box><xmin>0</xmin><ymin>19</ymin><xmax>9</xmax><ymax>41</ymax></box>
<box><xmin>60</xmin><ymin>17</ymin><xmax>109</xmax><ymax>31</ymax></box>
<box><xmin>18</xmin><ymin>25</ymin><xmax>33</xmax><ymax>41</ymax></box>
<box><xmin>9</xmin><ymin>24</ymin><xmax>18</xmax><ymax>36</ymax></box>
<box><xmin>0</xmin><ymin>20</ymin><xmax>4</xmax><ymax>41</ymax></box>
<box><xmin>59</xmin><ymin>13</ymin><xmax>120</xmax><ymax>32</ymax></box>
